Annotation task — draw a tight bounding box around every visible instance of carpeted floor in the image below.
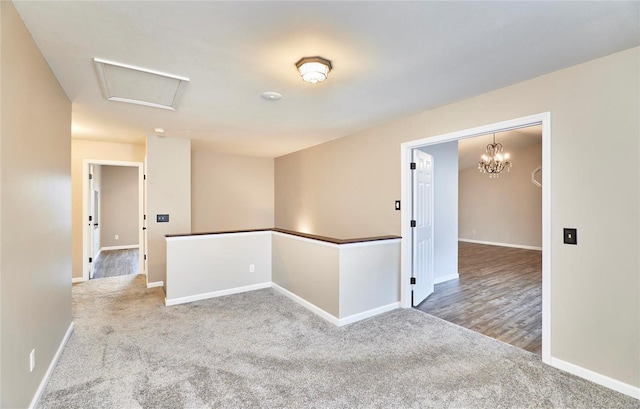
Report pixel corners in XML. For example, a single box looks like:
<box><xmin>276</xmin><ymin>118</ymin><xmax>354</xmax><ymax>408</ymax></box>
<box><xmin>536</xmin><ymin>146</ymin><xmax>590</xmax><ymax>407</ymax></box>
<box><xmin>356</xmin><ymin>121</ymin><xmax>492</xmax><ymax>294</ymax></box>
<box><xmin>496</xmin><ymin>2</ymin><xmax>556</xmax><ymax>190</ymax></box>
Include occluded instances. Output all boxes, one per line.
<box><xmin>39</xmin><ymin>275</ymin><xmax>637</xmax><ymax>408</ymax></box>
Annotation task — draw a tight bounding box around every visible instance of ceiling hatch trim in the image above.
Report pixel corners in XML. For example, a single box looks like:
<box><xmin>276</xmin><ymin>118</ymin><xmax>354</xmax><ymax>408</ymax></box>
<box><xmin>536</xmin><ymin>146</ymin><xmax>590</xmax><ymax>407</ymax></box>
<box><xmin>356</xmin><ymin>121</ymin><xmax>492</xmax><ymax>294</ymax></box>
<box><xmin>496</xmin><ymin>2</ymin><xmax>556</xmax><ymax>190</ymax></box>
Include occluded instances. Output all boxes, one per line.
<box><xmin>93</xmin><ymin>58</ymin><xmax>190</xmax><ymax>111</ymax></box>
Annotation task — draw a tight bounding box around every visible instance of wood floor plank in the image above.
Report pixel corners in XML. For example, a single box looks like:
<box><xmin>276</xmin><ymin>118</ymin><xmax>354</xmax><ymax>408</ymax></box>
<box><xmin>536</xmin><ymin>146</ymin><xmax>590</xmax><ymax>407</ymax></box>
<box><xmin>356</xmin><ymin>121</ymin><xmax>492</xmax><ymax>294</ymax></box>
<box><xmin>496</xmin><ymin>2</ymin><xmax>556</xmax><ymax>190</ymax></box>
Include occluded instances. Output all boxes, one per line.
<box><xmin>92</xmin><ymin>249</ymin><xmax>139</xmax><ymax>279</ymax></box>
<box><xmin>415</xmin><ymin>241</ymin><xmax>542</xmax><ymax>355</ymax></box>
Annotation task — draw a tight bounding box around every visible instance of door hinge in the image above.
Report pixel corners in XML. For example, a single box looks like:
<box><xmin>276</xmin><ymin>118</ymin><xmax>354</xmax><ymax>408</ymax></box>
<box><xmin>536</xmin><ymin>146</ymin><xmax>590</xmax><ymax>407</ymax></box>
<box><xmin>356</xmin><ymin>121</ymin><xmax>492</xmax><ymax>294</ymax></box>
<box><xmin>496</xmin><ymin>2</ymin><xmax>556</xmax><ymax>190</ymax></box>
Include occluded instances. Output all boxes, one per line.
<box><xmin>410</xmin><ymin>162</ymin><xmax>416</xmax><ymax>170</ymax></box>
<box><xmin>89</xmin><ymin>215</ymin><xmax>93</xmax><ymax>222</ymax></box>
<box><xmin>410</xmin><ymin>277</ymin><xmax>416</xmax><ymax>285</ymax></box>
<box><xmin>144</xmin><ymin>214</ymin><xmax>146</xmax><ymax>220</ymax></box>
<box><xmin>89</xmin><ymin>257</ymin><xmax>93</xmax><ymax>263</ymax></box>
<box><xmin>410</xmin><ymin>220</ymin><xmax>416</xmax><ymax>227</ymax></box>
<box><xmin>89</xmin><ymin>173</ymin><xmax>93</xmax><ymax>180</ymax></box>
<box><xmin>144</xmin><ymin>174</ymin><xmax>146</xmax><ymax>180</ymax></box>
<box><xmin>144</xmin><ymin>254</ymin><xmax>147</xmax><ymax>260</ymax></box>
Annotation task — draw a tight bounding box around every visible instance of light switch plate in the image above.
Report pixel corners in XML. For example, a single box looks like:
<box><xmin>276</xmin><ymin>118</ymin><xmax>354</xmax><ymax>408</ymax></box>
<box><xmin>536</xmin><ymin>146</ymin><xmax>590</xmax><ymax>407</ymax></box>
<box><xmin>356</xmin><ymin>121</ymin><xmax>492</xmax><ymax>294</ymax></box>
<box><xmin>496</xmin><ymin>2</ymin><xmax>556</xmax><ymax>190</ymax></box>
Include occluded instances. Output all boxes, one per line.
<box><xmin>563</xmin><ymin>228</ymin><xmax>577</xmax><ymax>245</ymax></box>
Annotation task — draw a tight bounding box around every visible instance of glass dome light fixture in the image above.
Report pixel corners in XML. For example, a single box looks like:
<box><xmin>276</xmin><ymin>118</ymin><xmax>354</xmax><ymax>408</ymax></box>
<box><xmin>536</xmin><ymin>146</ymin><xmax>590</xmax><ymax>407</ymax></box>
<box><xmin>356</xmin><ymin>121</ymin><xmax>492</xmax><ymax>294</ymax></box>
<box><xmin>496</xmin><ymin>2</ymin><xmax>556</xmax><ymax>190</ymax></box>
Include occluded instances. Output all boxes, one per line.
<box><xmin>478</xmin><ymin>133</ymin><xmax>512</xmax><ymax>178</ymax></box>
<box><xmin>295</xmin><ymin>56</ymin><xmax>332</xmax><ymax>84</ymax></box>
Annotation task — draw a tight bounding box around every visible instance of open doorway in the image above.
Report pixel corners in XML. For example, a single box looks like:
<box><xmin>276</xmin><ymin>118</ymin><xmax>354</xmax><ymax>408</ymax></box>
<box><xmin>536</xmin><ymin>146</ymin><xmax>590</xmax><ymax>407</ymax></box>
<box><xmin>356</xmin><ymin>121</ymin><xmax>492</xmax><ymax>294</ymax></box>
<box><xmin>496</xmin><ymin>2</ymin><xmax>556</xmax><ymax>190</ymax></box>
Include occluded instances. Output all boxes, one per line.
<box><xmin>82</xmin><ymin>160</ymin><xmax>145</xmax><ymax>282</ymax></box>
<box><xmin>400</xmin><ymin>113</ymin><xmax>551</xmax><ymax>364</ymax></box>
<box><xmin>414</xmin><ymin>125</ymin><xmax>542</xmax><ymax>354</ymax></box>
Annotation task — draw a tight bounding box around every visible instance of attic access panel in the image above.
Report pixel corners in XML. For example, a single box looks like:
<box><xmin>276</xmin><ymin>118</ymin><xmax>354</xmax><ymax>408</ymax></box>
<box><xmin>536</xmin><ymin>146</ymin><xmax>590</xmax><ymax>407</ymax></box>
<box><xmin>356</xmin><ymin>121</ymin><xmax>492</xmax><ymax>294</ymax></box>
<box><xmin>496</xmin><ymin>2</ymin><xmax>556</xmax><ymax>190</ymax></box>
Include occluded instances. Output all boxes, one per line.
<box><xmin>94</xmin><ymin>58</ymin><xmax>189</xmax><ymax>110</ymax></box>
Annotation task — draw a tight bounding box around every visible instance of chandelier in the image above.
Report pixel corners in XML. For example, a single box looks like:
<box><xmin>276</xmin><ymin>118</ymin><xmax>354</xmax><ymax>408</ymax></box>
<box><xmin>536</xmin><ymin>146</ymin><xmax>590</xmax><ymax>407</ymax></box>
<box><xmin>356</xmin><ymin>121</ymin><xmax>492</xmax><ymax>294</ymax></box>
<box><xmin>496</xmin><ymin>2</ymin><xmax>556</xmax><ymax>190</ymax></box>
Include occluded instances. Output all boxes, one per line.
<box><xmin>478</xmin><ymin>133</ymin><xmax>512</xmax><ymax>178</ymax></box>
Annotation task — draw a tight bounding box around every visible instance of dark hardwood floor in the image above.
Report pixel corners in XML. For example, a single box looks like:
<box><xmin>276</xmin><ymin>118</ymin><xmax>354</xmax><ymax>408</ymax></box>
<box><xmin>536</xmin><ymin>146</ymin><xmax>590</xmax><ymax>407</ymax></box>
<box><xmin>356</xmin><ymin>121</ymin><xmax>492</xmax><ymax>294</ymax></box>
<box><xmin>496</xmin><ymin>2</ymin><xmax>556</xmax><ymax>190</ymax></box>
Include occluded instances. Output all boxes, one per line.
<box><xmin>92</xmin><ymin>249</ymin><xmax>139</xmax><ymax>279</ymax></box>
<box><xmin>415</xmin><ymin>241</ymin><xmax>542</xmax><ymax>355</ymax></box>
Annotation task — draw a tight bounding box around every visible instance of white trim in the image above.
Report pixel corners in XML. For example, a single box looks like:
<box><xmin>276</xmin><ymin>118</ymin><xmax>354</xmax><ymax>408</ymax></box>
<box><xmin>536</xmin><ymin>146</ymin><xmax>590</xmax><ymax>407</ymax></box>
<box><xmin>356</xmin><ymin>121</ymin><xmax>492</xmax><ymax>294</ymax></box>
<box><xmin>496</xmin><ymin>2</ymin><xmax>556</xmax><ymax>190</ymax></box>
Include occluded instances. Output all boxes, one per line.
<box><xmin>458</xmin><ymin>238</ymin><xmax>542</xmax><ymax>251</ymax></box>
<box><xmin>93</xmin><ymin>58</ymin><xmax>190</xmax><ymax>82</ymax></box>
<box><xmin>337</xmin><ymin>302</ymin><xmax>400</xmax><ymax>326</ymax></box>
<box><xmin>550</xmin><ymin>357</ymin><xmax>640</xmax><ymax>400</ymax></box>
<box><xmin>433</xmin><ymin>273</ymin><xmax>459</xmax><ymax>285</ymax></box>
<box><xmin>82</xmin><ymin>159</ymin><xmax>145</xmax><ymax>283</ymax></box>
<box><xmin>147</xmin><ymin>281</ymin><xmax>164</xmax><ymax>289</ymax></box>
<box><xmin>166</xmin><ymin>230</ymin><xmax>272</xmax><ymax>242</ymax></box>
<box><xmin>94</xmin><ymin>248</ymin><xmax>102</xmax><ymax>262</ymax></box>
<box><xmin>540</xmin><ymin>113</ymin><xmax>552</xmax><ymax>365</ymax></box>
<box><xmin>106</xmin><ymin>97</ymin><xmax>177</xmax><ymax>111</ymax></box>
<box><xmin>71</xmin><ymin>277</ymin><xmax>85</xmax><ymax>284</ymax></box>
<box><xmin>271</xmin><ymin>283</ymin><xmax>340</xmax><ymax>325</ymax></box>
<box><xmin>28</xmin><ymin>322</ymin><xmax>75</xmax><ymax>409</ymax></box>
<box><xmin>272</xmin><ymin>283</ymin><xmax>400</xmax><ymax>327</ymax></box>
<box><xmin>165</xmin><ymin>282</ymin><xmax>272</xmax><ymax>306</ymax></box>
<box><xmin>100</xmin><ymin>244</ymin><xmax>140</xmax><ymax>251</ymax></box>
<box><xmin>400</xmin><ymin>112</ymin><xmax>552</xmax><ymax>366</ymax></box>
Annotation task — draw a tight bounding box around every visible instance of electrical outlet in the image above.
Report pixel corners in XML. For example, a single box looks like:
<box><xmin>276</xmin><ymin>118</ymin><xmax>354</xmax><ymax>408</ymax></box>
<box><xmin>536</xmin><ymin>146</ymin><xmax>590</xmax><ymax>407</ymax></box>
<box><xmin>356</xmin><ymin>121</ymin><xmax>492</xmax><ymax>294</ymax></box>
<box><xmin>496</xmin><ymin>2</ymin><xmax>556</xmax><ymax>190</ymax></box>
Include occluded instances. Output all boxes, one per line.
<box><xmin>249</xmin><ymin>264</ymin><xmax>255</xmax><ymax>273</ymax></box>
<box><xmin>30</xmin><ymin>349</ymin><xmax>35</xmax><ymax>372</ymax></box>
<box><xmin>115</xmin><ymin>234</ymin><xmax>119</xmax><ymax>240</ymax></box>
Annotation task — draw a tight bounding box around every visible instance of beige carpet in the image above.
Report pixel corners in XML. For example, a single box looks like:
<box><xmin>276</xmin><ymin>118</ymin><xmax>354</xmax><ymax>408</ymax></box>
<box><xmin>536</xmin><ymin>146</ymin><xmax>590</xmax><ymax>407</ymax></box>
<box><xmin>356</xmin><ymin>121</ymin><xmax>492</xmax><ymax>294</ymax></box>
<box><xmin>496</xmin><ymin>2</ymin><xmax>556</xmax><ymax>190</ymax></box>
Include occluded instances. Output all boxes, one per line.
<box><xmin>37</xmin><ymin>275</ymin><xmax>637</xmax><ymax>408</ymax></box>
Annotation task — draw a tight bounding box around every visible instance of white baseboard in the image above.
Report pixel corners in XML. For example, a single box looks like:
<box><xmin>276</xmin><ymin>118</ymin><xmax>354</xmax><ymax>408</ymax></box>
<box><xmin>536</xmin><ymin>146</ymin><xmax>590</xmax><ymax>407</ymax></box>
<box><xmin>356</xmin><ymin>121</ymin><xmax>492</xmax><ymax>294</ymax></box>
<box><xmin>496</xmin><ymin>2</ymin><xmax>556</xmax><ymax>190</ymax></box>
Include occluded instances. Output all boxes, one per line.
<box><xmin>100</xmin><ymin>244</ymin><xmax>139</xmax><ymax>251</ymax></box>
<box><xmin>434</xmin><ymin>273</ymin><xmax>459</xmax><ymax>284</ymax></box>
<box><xmin>271</xmin><ymin>283</ymin><xmax>340</xmax><ymax>325</ymax></box>
<box><xmin>71</xmin><ymin>277</ymin><xmax>85</xmax><ymax>284</ymax></box>
<box><xmin>271</xmin><ymin>283</ymin><xmax>398</xmax><ymax>327</ymax></box>
<box><xmin>550</xmin><ymin>357</ymin><xmax>640</xmax><ymax>399</ymax></box>
<box><xmin>29</xmin><ymin>322</ymin><xmax>75</xmax><ymax>409</ymax></box>
<box><xmin>458</xmin><ymin>238</ymin><xmax>542</xmax><ymax>251</ymax></box>
<box><xmin>165</xmin><ymin>282</ymin><xmax>272</xmax><ymax>306</ymax></box>
<box><xmin>337</xmin><ymin>302</ymin><xmax>400</xmax><ymax>326</ymax></box>
<box><xmin>147</xmin><ymin>281</ymin><xmax>164</xmax><ymax>289</ymax></box>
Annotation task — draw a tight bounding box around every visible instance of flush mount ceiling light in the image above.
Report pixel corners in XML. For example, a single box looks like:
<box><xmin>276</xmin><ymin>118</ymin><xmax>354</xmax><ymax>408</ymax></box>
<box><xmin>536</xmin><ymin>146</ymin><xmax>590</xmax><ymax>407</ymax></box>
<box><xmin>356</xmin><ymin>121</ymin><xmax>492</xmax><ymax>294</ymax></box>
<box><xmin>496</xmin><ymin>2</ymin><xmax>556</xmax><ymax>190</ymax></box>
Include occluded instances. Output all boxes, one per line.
<box><xmin>295</xmin><ymin>56</ymin><xmax>332</xmax><ymax>84</ymax></box>
<box><xmin>154</xmin><ymin>128</ymin><xmax>165</xmax><ymax>134</ymax></box>
<box><xmin>478</xmin><ymin>133</ymin><xmax>512</xmax><ymax>178</ymax></box>
<box><xmin>93</xmin><ymin>58</ymin><xmax>190</xmax><ymax>111</ymax></box>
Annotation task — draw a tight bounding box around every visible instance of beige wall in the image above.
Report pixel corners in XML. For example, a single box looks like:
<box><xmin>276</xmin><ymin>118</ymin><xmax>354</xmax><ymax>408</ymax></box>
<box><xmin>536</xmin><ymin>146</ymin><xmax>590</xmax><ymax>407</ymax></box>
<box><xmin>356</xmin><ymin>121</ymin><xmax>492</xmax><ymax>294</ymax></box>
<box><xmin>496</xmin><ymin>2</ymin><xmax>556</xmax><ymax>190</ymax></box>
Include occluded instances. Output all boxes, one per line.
<box><xmin>459</xmin><ymin>141</ymin><xmax>542</xmax><ymax>248</ymax></box>
<box><xmin>192</xmin><ymin>149</ymin><xmax>274</xmax><ymax>232</ymax></box>
<box><xmin>272</xmin><ymin>233</ymin><xmax>339</xmax><ymax>316</ymax></box>
<box><xmin>275</xmin><ymin>48</ymin><xmax>640</xmax><ymax>387</ymax></box>
<box><xmin>146</xmin><ymin>135</ymin><xmax>191</xmax><ymax>285</ymax></box>
<box><xmin>166</xmin><ymin>232</ymin><xmax>272</xmax><ymax>303</ymax></box>
<box><xmin>100</xmin><ymin>165</ymin><xmax>139</xmax><ymax>248</ymax></box>
<box><xmin>71</xmin><ymin>140</ymin><xmax>145</xmax><ymax>279</ymax></box>
<box><xmin>1</xmin><ymin>2</ymin><xmax>72</xmax><ymax>407</ymax></box>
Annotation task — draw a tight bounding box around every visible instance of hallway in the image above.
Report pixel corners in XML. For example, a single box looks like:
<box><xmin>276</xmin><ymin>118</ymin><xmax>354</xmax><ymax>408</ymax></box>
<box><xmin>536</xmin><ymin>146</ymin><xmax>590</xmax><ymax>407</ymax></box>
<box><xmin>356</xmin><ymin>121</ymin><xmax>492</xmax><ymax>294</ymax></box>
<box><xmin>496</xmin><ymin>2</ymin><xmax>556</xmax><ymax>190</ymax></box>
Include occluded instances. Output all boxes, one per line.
<box><xmin>92</xmin><ymin>249</ymin><xmax>139</xmax><ymax>279</ymax></box>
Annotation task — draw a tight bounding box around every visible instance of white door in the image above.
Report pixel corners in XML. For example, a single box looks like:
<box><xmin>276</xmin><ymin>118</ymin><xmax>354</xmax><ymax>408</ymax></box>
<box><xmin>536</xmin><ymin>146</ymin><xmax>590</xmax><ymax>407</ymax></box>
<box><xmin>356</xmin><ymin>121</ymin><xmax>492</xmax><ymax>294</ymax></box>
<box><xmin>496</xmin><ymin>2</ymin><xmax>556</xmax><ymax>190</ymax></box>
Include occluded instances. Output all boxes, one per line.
<box><xmin>412</xmin><ymin>149</ymin><xmax>435</xmax><ymax>306</ymax></box>
<box><xmin>143</xmin><ymin>158</ymin><xmax>148</xmax><ymax>275</ymax></box>
<box><xmin>88</xmin><ymin>165</ymin><xmax>96</xmax><ymax>279</ymax></box>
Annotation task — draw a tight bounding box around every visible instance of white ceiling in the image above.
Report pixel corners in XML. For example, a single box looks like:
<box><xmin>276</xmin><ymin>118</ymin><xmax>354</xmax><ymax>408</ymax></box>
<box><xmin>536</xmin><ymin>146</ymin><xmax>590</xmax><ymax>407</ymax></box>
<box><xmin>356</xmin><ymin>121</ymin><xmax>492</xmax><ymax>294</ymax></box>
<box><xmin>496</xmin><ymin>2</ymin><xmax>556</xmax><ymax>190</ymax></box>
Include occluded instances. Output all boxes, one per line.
<box><xmin>458</xmin><ymin>125</ymin><xmax>542</xmax><ymax>170</ymax></box>
<box><xmin>13</xmin><ymin>1</ymin><xmax>640</xmax><ymax>158</ymax></box>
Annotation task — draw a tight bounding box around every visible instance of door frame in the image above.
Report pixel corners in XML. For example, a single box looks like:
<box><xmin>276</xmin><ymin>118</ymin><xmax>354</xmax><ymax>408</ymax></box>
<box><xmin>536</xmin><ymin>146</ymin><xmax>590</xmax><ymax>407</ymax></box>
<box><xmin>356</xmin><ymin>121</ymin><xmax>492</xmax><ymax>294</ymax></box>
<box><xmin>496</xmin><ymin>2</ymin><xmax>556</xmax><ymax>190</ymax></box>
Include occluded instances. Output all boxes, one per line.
<box><xmin>82</xmin><ymin>159</ymin><xmax>145</xmax><ymax>283</ymax></box>
<box><xmin>400</xmin><ymin>112</ymin><xmax>551</xmax><ymax>364</ymax></box>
